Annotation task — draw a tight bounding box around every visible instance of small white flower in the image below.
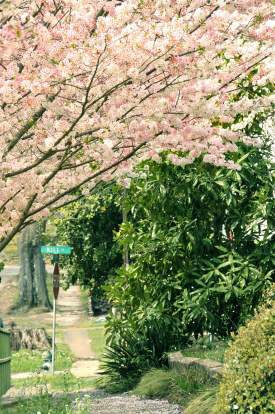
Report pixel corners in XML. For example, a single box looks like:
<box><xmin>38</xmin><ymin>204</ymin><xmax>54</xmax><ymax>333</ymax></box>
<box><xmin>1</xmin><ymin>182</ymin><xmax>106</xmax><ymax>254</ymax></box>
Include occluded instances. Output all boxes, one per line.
<box><xmin>127</xmin><ymin>68</ymin><xmax>140</xmax><ymax>79</ymax></box>
<box><xmin>233</xmin><ymin>404</ymin><xmax>239</xmax><ymax>410</ymax></box>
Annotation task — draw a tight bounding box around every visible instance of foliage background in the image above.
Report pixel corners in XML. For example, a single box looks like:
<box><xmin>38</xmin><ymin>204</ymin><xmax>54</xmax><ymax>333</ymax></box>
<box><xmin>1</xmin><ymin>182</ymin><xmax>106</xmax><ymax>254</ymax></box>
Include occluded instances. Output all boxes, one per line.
<box><xmin>54</xmin><ymin>184</ymin><xmax>122</xmax><ymax>313</ymax></box>
<box><xmin>104</xmin><ymin>142</ymin><xmax>274</xmax><ymax>378</ymax></box>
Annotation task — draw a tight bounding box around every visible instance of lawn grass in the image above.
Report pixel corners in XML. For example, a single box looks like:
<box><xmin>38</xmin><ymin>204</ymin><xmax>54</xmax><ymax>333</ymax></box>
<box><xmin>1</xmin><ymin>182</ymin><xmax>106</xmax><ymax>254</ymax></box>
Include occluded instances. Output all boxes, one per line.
<box><xmin>133</xmin><ymin>365</ymin><xmax>218</xmax><ymax>409</ymax></box>
<box><xmin>89</xmin><ymin>325</ymin><xmax>106</xmax><ymax>358</ymax></box>
<box><xmin>181</xmin><ymin>338</ymin><xmax>228</xmax><ymax>363</ymax></box>
<box><xmin>0</xmin><ymin>391</ymin><xmax>94</xmax><ymax>414</ymax></box>
<box><xmin>79</xmin><ymin>288</ymin><xmax>90</xmax><ymax>316</ymax></box>
<box><xmin>11</xmin><ymin>344</ymin><xmax>74</xmax><ymax>373</ymax></box>
<box><xmin>0</xmin><ymin>394</ymin><xmax>73</xmax><ymax>414</ymax></box>
<box><xmin>12</xmin><ymin>371</ymin><xmax>97</xmax><ymax>392</ymax></box>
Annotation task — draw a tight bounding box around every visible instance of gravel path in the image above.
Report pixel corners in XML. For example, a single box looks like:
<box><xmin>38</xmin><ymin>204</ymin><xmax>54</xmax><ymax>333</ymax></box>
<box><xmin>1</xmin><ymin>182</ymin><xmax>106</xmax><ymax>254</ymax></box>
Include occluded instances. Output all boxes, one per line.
<box><xmin>89</xmin><ymin>395</ymin><xmax>182</xmax><ymax>413</ymax></box>
<box><xmin>73</xmin><ymin>390</ymin><xmax>183</xmax><ymax>414</ymax></box>
<box><xmin>2</xmin><ymin>389</ymin><xmax>182</xmax><ymax>413</ymax></box>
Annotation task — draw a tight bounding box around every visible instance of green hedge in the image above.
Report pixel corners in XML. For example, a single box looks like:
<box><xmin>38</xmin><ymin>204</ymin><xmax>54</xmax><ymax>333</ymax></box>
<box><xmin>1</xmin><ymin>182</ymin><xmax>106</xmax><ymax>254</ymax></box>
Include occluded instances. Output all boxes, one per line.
<box><xmin>215</xmin><ymin>285</ymin><xmax>275</xmax><ymax>413</ymax></box>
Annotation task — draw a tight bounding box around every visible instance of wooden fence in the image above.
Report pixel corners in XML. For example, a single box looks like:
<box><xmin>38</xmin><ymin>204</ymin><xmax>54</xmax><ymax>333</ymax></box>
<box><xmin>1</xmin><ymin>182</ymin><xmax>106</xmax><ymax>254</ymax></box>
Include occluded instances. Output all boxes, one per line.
<box><xmin>0</xmin><ymin>328</ymin><xmax>11</xmax><ymax>396</ymax></box>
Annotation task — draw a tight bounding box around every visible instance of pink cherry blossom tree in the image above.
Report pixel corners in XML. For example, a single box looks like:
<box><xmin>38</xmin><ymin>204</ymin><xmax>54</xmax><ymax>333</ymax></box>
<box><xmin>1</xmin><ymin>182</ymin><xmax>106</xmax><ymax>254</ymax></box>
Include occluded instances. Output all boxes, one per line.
<box><xmin>0</xmin><ymin>0</ymin><xmax>274</xmax><ymax>251</ymax></box>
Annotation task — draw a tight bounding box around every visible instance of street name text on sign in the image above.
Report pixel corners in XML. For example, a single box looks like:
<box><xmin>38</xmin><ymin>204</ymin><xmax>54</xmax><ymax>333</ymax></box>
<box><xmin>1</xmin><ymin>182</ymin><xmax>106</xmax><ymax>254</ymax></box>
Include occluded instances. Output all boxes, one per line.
<box><xmin>40</xmin><ymin>245</ymin><xmax>73</xmax><ymax>255</ymax></box>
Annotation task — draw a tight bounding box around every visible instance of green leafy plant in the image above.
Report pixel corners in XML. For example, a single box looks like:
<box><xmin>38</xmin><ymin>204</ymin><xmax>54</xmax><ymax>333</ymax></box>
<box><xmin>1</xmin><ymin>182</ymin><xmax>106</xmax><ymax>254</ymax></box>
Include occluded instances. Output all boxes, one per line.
<box><xmin>102</xmin><ymin>315</ymin><xmax>187</xmax><ymax>383</ymax></box>
<box><xmin>105</xmin><ymin>142</ymin><xmax>274</xmax><ymax>378</ymax></box>
<box><xmin>215</xmin><ymin>285</ymin><xmax>275</xmax><ymax>413</ymax></box>
<box><xmin>54</xmin><ymin>183</ymin><xmax>122</xmax><ymax>313</ymax></box>
<box><xmin>179</xmin><ymin>249</ymin><xmax>273</xmax><ymax>337</ymax></box>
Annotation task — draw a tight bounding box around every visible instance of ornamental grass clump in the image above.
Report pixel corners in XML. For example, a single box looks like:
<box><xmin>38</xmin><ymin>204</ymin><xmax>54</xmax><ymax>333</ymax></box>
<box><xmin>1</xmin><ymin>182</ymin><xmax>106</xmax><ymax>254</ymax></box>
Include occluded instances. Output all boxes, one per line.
<box><xmin>215</xmin><ymin>285</ymin><xmax>275</xmax><ymax>414</ymax></box>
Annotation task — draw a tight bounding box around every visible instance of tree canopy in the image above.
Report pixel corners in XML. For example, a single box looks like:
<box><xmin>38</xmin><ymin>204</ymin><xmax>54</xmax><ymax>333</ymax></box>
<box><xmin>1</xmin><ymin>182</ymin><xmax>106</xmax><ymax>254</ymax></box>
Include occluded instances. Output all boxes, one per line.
<box><xmin>0</xmin><ymin>0</ymin><xmax>274</xmax><ymax>250</ymax></box>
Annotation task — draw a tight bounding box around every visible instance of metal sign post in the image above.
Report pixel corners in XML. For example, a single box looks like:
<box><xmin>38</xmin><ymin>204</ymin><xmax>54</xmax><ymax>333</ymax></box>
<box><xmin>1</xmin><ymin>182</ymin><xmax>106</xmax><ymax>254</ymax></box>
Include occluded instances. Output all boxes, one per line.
<box><xmin>51</xmin><ymin>259</ymin><xmax>60</xmax><ymax>374</ymax></box>
<box><xmin>52</xmin><ymin>297</ymin><xmax>56</xmax><ymax>374</ymax></box>
<box><xmin>40</xmin><ymin>245</ymin><xmax>72</xmax><ymax>375</ymax></box>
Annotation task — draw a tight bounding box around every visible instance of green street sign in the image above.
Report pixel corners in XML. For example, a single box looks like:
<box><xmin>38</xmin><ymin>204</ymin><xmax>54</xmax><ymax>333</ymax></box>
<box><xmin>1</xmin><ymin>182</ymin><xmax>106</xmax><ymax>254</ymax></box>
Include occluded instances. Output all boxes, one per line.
<box><xmin>40</xmin><ymin>245</ymin><xmax>73</xmax><ymax>255</ymax></box>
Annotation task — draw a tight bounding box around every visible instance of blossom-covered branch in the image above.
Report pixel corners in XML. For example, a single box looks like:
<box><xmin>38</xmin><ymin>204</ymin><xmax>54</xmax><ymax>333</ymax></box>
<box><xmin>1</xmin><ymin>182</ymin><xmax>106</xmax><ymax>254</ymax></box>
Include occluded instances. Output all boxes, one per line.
<box><xmin>0</xmin><ymin>0</ymin><xmax>274</xmax><ymax>247</ymax></box>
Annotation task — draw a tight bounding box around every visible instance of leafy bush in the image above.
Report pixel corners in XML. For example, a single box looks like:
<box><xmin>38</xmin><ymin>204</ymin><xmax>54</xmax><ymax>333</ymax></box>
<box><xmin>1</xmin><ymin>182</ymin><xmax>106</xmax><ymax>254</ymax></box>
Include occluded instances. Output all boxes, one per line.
<box><xmin>102</xmin><ymin>315</ymin><xmax>188</xmax><ymax>382</ymax></box>
<box><xmin>105</xmin><ymin>145</ymin><xmax>273</xmax><ymax>378</ymax></box>
<box><xmin>101</xmin><ymin>330</ymin><xmax>152</xmax><ymax>381</ymax></box>
<box><xmin>54</xmin><ymin>183</ymin><xmax>122</xmax><ymax>313</ymax></box>
<box><xmin>179</xmin><ymin>249</ymin><xmax>272</xmax><ymax>337</ymax></box>
<box><xmin>215</xmin><ymin>285</ymin><xmax>275</xmax><ymax>413</ymax></box>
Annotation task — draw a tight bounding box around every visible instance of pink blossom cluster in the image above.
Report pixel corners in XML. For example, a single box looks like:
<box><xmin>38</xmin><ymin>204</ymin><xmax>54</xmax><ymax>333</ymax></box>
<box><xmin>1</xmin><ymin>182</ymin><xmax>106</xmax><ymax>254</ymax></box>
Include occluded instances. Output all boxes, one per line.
<box><xmin>0</xmin><ymin>0</ymin><xmax>274</xmax><ymax>248</ymax></box>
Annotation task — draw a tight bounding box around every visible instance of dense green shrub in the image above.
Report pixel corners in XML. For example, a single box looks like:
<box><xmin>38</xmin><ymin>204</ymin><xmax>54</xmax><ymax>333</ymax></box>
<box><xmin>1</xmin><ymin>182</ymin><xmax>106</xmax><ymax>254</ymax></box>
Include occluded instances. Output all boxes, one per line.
<box><xmin>104</xmin><ymin>143</ymin><xmax>274</xmax><ymax>378</ymax></box>
<box><xmin>215</xmin><ymin>285</ymin><xmax>275</xmax><ymax>413</ymax></box>
<box><xmin>54</xmin><ymin>183</ymin><xmax>122</xmax><ymax>313</ymax></box>
<box><xmin>102</xmin><ymin>315</ymin><xmax>188</xmax><ymax>381</ymax></box>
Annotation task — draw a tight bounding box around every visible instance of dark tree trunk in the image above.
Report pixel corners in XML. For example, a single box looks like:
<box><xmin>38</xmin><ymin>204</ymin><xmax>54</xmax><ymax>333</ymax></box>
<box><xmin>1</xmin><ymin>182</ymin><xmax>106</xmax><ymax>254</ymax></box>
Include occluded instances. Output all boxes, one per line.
<box><xmin>18</xmin><ymin>222</ymin><xmax>51</xmax><ymax>309</ymax></box>
<box><xmin>9</xmin><ymin>326</ymin><xmax>51</xmax><ymax>351</ymax></box>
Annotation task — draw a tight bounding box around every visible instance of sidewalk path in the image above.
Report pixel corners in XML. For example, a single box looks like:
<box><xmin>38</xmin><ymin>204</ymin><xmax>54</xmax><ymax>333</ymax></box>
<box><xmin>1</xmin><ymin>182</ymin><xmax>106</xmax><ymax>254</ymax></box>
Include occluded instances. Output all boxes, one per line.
<box><xmin>11</xmin><ymin>371</ymin><xmax>64</xmax><ymax>380</ymax></box>
<box><xmin>3</xmin><ymin>283</ymin><xmax>182</xmax><ymax>412</ymax></box>
<box><xmin>57</xmin><ymin>285</ymin><xmax>100</xmax><ymax>378</ymax></box>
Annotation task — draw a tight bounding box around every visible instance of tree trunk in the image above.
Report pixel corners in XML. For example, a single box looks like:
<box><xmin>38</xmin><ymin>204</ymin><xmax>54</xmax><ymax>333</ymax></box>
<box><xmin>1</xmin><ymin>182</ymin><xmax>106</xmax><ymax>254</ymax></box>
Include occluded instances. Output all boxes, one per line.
<box><xmin>18</xmin><ymin>224</ymin><xmax>34</xmax><ymax>307</ymax></box>
<box><xmin>18</xmin><ymin>222</ymin><xmax>51</xmax><ymax>309</ymax></box>
<box><xmin>9</xmin><ymin>326</ymin><xmax>51</xmax><ymax>351</ymax></box>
